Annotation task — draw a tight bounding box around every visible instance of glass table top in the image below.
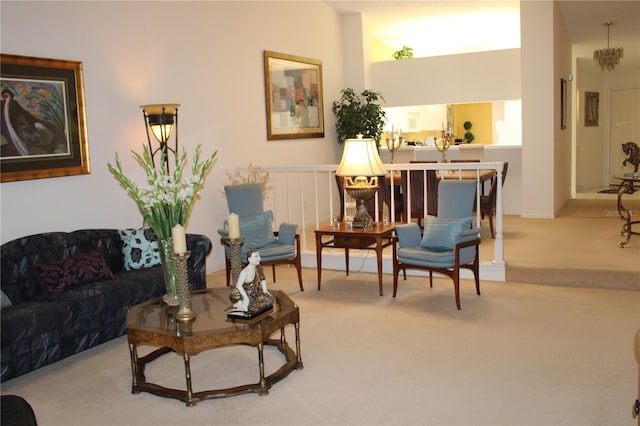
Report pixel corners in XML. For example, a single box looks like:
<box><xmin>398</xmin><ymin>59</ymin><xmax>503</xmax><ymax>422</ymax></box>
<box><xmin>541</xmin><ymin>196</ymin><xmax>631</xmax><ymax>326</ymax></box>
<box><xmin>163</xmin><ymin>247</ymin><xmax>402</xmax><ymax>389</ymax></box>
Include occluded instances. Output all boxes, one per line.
<box><xmin>127</xmin><ymin>288</ymin><xmax>295</xmax><ymax>337</ymax></box>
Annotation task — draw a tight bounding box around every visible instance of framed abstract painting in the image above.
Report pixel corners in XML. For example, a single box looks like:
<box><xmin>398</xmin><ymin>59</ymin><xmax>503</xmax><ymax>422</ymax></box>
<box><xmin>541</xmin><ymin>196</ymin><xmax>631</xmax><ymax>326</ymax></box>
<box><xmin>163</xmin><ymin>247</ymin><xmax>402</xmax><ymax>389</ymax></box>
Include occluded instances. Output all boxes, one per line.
<box><xmin>263</xmin><ymin>51</ymin><xmax>324</xmax><ymax>140</ymax></box>
<box><xmin>1</xmin><ymin>54</ymin><xmax>90</xmax><ymax>182</ymax></box>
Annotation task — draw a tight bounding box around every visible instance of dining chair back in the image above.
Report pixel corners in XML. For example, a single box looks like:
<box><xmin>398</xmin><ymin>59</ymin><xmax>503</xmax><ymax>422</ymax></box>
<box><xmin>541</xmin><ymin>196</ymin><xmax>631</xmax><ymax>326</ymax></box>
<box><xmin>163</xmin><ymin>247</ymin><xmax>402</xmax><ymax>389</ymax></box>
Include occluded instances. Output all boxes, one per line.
<box><xmin>479</xmin><ymin>162</ymin><xmax>509</xmax><ymax>238</ymax></box>
<box><xmin>400</xmin><ymin>161</ymin><xmax>438</xmax><ymax>226</ymax></box>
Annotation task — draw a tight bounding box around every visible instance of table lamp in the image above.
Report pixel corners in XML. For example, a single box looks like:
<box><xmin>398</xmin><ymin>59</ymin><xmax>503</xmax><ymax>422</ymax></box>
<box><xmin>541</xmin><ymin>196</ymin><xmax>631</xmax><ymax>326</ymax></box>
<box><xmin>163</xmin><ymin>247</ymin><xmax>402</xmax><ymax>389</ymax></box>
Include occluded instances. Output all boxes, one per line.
<box><xmin>336</xmin><ymin>135</ymin><xmax>386</xmax><ymax>227</ymax></box>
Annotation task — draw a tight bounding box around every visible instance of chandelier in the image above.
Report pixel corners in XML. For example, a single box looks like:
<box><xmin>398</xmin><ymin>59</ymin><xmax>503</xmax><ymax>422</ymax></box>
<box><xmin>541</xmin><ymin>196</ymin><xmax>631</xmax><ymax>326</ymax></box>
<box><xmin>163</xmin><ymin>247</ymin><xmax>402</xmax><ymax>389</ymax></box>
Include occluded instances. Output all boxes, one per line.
<box><xmin>593</xmin><ymin>22</ymin><xmax>623</xmax><ymax>71</ymax></box>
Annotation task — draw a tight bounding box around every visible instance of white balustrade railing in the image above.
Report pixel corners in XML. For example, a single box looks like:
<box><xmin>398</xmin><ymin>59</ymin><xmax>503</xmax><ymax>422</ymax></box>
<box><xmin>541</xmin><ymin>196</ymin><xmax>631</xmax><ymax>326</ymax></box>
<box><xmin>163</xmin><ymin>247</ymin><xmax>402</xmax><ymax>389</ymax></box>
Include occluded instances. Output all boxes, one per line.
<box><xmin>239</xmin><ymin>162</ymin><xmax>506</xmax><ymax>281</ymax></box>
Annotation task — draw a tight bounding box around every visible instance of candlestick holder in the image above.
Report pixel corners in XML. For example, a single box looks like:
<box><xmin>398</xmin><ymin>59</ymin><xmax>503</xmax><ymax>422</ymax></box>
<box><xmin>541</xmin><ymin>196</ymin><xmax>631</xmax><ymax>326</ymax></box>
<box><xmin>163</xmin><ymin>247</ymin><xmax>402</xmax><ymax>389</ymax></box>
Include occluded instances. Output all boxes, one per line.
<box><xmin>226</xmin><ymin>237</ymin><xmax>244</xmax><ymax>303</ymax></box>
<box><xmin>385</xmin><ymin>133</ymin><xmax>402</xmax><ymax>163</ymax></box>
<box><xmin>172</xmin><ymin>251</ymin><xmax>196</xmax><ymax>323</ymax></box>
<box><xmin>435</xmin><ymin>131</ymin><xmax>453</xmax><ymax>163</ymax></box>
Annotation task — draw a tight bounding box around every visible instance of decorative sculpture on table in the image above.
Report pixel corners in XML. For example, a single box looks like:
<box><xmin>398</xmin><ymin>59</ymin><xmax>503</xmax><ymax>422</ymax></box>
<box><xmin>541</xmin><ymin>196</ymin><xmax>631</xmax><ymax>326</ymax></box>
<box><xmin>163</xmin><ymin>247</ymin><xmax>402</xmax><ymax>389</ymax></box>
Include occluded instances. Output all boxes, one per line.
<box><xmin>622</xmin><ymin>141</ymin><xmax>639</xmax><ymax>173</ymax></box>
<box><xmin>227</xmin><ymin>250</ymin><xmax>274</xmax><ymax>319</ymax></box>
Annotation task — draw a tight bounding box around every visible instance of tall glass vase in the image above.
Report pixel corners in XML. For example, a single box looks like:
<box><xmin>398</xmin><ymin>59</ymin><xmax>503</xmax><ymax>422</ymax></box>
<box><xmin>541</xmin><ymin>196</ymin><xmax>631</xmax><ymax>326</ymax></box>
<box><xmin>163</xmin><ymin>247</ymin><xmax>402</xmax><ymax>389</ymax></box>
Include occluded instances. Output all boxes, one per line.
<box><xmin>159</xmin><ymin>238</ymin><xmax>179</xmax><ymax>306</ymax></box>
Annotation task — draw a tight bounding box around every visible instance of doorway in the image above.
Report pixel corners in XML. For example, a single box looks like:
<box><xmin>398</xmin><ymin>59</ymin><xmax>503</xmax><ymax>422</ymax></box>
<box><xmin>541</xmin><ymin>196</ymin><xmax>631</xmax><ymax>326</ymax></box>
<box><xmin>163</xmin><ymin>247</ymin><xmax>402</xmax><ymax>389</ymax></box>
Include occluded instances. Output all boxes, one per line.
<box><xmin>609</xmin><ymin>88</ymin><xmax>640</xmax><ymax>184</ymax></box>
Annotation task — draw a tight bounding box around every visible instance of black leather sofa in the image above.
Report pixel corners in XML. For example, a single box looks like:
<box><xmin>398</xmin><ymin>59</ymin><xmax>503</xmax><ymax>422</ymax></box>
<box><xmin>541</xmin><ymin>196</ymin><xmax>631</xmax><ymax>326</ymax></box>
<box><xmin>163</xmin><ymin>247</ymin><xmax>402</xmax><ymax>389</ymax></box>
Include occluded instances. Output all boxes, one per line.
<box><xmin>0</xmin><ymin>229</ymin><xmax>212</xmax><ymax>382</ymax></box>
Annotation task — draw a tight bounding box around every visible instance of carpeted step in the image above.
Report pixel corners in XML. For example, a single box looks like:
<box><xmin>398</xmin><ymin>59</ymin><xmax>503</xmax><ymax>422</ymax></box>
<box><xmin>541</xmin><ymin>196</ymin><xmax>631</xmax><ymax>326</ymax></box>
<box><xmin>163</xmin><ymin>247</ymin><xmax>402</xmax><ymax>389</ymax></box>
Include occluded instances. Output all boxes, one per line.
<box><xmin>506</xmin><ymin>266</ymin><xmax>640</xmax><ymax>291</ymax></box>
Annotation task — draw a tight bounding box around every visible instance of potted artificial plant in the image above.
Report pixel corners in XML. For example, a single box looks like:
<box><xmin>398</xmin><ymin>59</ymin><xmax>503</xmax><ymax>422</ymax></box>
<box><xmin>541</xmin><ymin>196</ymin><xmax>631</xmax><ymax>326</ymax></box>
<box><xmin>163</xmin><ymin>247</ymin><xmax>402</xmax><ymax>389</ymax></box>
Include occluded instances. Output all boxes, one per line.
<box><xmin>392</xmin><ymin>45</ymin><xmax>414</xmax><ymax>60</ymax></box>
<box><xmin>463</xmin><ymin>121</ymin><xmax>475</xmax><ymax>143</ymax></box>
<box><xmin>331</xmin><ymin>88</ymin><xmax>387</xmax><ymax>148</ymax></box>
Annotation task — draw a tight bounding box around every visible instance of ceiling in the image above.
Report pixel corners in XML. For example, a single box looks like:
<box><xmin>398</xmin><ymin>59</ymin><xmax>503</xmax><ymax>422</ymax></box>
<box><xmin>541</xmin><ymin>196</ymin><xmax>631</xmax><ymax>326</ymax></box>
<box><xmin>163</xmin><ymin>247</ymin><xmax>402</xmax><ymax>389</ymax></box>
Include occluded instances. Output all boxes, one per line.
<box><xmin>325</xmin><ymin>1</ymin><xmax>640</xmax><ymax>72</ymax></box>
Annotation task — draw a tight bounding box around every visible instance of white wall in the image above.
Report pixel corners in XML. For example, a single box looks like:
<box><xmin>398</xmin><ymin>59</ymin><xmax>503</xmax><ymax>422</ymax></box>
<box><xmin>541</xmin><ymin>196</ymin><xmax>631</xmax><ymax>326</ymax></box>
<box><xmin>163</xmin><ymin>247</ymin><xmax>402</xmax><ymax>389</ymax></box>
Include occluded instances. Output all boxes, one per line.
<box><xmin>0</xmin><ymin>1</ymin><xmax>345</xmax><ymax>273</ymax></box>
<box><xmin>520</xmin><ymin>0</ymin><xmax>556</xmax><ymax>218</ymax></box>
<box><xmin>371</xmin><ymin>49</ymin><xmax>521</xmax><ymax>107</ymax></box>
<box><xmin>575</xmin><ymin>62</ymin><xmax>607</xmax><ymax>190</ymax></box>
<box><xmin>553</xmin><ymin>0</ymin><xmax>573</xmax><ymax>213</ymax></box>
<box><xmin>575</xmin><ymin>59</ymin><xmax>640</xmax><ymax>191</ymax></box>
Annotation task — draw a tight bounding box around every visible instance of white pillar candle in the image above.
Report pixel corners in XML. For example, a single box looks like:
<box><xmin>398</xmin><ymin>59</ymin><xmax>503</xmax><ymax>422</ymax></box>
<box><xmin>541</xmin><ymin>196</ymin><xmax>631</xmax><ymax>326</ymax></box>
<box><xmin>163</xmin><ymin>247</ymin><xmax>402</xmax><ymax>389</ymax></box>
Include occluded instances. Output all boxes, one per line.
<box><xmin>228</xmin><ymin>213</ymin><xmax>240</xmax><ymax>239</ymax></box>
<box><xmin>171</xmin><ymin>224</ymin><xmax>187</xmax><ymax>254</ymax></box>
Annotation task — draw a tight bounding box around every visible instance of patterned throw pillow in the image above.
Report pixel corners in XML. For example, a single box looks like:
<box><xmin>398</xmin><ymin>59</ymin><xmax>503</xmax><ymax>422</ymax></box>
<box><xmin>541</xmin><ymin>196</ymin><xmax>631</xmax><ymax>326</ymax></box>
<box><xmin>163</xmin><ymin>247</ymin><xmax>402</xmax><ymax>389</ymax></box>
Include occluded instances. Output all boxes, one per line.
<box><xmin>419</xmin><ymin>216</ymin><xmax>473</xmax><ymax>251</ymax></box>
<box><xmin>34</xmin><ymin>249</ymin><xmax>115</xmax><ymax>295</ymax></box>
<box><xmin>119</xmin><ymin>228</ymin><xmax>161</xmax><ymax>271</ymax></box>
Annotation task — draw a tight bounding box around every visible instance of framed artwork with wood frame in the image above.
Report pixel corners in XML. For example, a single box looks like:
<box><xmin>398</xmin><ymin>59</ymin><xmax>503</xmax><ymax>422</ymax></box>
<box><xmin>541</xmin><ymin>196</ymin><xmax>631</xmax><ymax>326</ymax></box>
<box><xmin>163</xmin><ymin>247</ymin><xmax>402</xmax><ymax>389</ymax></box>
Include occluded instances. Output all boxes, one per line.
<box><xmin>584</xmin><ymin>91</ymin><xmax>599</xmax><ymax>127</ymax></box>
<box><xmin>1</xmin><ymin>54</ymin><xmax>90</xmax><ymax>182</ymax></box>
<box><xmin>263</xmin><ymin>51</ymin><xmax>324</xmax><ymax>140</ymax></box>
<box><xmin>560</xmin><ymin>78</ymin><xmax>567</xmax><ymax>130</ymax></box>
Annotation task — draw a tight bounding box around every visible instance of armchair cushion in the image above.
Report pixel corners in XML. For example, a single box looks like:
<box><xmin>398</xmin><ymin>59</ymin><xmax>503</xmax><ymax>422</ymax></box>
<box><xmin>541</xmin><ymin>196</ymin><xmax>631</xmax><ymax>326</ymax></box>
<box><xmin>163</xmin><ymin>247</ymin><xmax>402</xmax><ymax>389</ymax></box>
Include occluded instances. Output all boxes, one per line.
<box><xmin>419</xmin><ymin>216</ymin><xmax>473</xmax><ymax>251</ymax></box>
<box><xmin>398</xmin><ymin>246</ymin><xmax>458</xmax><ymax>268</ymax></box>
<box><xmin>240</xmin><ymin>212</ymin><xmax>277</xmax><ymax>249</ymax></box>
<box><xmin>254</xmin><ymin>243</ymin><xmax>295</xmax><ymax>261</ymax></box>
<box><xmin>277</xmin><ymin>222</ymin><xmax>297</xmax><ymax>245</ymax></box>
<box><xmin>456</xmin><ymin>227</ymin><xmax>481</xmax><ymax>245</ymax></box>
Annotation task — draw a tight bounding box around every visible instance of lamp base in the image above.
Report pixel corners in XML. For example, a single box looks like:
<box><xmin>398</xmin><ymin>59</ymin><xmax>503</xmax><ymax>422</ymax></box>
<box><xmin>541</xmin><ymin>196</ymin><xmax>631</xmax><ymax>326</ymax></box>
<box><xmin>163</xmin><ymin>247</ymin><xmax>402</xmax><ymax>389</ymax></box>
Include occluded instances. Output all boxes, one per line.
<box><xmin>352</xmin><ymin>199</ymin><xmax>373</xmax><ymax>228</ymax></box>
<box><xmin>344</xmin><ymin>179</ymin><xmax>378</xmax><ymax>228</ymax></box>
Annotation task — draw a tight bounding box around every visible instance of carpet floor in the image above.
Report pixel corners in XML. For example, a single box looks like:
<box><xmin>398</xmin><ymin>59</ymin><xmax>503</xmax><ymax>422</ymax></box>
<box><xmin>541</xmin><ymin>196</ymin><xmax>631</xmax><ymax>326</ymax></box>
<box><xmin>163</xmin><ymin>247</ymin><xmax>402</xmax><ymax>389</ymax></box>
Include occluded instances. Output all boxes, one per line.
<box><xmin>2</xmin><ymin>200</ymin><xmax>639</xmax><ymax>425</ymax></box>
<box><xmin>1</xmin><ymin>267</ymin><xmax>639</xmax><ymax>426</ymax></box>
<box><xmin>502</xmin><ymin>199</ymin><xmax>640</xmax><ymax>290</ymax></box>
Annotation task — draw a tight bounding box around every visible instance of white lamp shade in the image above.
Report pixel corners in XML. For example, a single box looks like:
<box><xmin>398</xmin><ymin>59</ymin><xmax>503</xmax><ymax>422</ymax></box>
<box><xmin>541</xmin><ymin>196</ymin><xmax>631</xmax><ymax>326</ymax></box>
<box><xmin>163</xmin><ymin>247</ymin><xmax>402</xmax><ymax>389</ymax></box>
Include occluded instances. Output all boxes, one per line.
<box><xmin>336</xmin><ymin>137</ymin><xmax>386</xmax><ymax>176</ymax></box>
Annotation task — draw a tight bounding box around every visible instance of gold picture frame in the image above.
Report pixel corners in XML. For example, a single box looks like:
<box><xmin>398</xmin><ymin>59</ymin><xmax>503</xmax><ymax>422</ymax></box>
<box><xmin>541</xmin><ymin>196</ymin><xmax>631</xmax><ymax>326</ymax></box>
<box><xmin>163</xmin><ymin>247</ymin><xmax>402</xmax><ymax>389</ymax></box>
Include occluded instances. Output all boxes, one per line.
<box><xmin>1</xmin><ymin>54</ymin><xmax>90</xmax><ymax>182</ymax></box>
<box><xmin>263</xmin><ymin>51</ymin><xmax>324</xmax><ymax>140</ymax></box>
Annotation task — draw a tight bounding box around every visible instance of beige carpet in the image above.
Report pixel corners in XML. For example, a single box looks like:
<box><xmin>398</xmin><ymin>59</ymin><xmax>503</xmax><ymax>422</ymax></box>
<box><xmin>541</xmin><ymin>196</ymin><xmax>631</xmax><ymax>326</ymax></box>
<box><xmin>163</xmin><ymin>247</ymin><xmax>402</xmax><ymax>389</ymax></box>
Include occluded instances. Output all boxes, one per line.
<box><xmin>302</xmin><ymin>199</ymin><xmax>640</xmax><ymax>290</ymax></box>
<box><xmin>2</xmin><ymin>268</ymin><xmax>639</xmax><ymax>426</ymax></box>
<box><xmin>3</xmin><ymin>200</ymin><xmax>640</xmax><ymax>425</ymax></box>
<box><xmin>501</xmin><ymin>200</ymin><xmax>640</xmax><ymax>290</ymax></box>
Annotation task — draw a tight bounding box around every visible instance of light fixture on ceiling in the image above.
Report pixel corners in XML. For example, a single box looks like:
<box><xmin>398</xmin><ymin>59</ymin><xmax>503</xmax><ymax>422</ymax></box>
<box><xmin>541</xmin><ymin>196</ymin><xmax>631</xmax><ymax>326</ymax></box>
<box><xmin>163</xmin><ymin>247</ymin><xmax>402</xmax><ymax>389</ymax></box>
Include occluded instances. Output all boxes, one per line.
<box><xmin>593</xmin><ymin>22</ymin><xmax>623</xmax><ymax>71</ymax></box>
<box><xmin>140</xmin><ymin>104</ymin><xmax>179</xmax><ymax>172</ymax></box>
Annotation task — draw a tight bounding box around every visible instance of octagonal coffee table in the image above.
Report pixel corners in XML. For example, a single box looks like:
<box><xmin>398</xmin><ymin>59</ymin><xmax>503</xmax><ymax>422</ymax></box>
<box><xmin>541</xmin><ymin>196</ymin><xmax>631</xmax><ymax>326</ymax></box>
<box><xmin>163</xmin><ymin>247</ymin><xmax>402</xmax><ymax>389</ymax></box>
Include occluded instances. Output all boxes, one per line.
<box><xmin>126</xmin><ymin>288</ymin><xmax>302</xmax><ymax>406</ymax></box>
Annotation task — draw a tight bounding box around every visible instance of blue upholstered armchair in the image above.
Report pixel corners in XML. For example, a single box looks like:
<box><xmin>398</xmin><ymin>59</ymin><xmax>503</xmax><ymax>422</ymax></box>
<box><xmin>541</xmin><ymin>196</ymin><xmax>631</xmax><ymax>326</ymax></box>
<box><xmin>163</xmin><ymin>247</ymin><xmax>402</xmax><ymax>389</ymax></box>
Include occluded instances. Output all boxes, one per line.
<box><xmin>392</xmin><ymin>180</ymin><xmax>481</xmax><ymax>309</ymax></box>
<box><xmin>218</xmin><ymin>183</ymin><xmax>303</xmax><ymax>291</ymax></box>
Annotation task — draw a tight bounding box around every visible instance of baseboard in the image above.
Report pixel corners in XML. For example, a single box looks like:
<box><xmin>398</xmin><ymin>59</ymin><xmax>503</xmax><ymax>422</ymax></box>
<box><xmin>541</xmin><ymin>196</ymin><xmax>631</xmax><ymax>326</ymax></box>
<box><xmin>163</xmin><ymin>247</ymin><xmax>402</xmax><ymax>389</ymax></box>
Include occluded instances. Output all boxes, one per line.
<box><xmin>300</xmin><ymin>252</ymin><xmax>506</xmax><ymax>282</ymax></box>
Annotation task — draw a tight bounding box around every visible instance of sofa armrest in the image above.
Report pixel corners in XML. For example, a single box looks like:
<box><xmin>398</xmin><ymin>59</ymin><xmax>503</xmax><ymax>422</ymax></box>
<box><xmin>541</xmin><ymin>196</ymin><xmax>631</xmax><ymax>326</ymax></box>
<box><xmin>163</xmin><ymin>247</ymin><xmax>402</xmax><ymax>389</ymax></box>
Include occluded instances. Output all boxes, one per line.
<box><xmin>186</xmin><ymin>234</ymin><xmax>212</xmax><ymax>290</ymax></box>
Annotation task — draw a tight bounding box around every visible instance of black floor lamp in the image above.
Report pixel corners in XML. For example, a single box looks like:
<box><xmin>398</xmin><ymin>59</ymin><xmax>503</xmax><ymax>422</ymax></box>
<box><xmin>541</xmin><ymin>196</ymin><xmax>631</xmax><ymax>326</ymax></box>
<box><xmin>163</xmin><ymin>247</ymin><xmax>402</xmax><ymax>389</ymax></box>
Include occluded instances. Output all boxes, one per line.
<box><xmin>140</xmin><ymin>103</ymin><xmax>180</xmax><ymax>173</ymax></box>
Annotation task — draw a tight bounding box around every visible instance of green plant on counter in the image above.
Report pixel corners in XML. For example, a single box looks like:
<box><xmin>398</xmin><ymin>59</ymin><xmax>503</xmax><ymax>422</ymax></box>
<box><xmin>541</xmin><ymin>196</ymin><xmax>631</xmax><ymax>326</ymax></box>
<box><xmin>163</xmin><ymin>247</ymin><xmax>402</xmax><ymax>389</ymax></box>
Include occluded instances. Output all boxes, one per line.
<box><xmin>463</xmin><ymin>121</ymin><xmax>475</xmax><ymax>143</ymax></box>
<box><xmin>392</xmin><ymin>45</ymin><xmax>414</xmax><ymax>60</ymax></box>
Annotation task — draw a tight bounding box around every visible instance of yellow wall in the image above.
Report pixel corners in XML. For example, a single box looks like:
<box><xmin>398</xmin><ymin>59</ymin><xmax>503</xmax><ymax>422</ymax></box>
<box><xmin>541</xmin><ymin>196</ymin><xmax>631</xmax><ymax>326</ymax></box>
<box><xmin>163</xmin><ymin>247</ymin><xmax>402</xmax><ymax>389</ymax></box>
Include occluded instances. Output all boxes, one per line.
<box><xmin>453</xmin><ymin>103</ymin><xmax>493</xmax><ymax>145</ymax></box>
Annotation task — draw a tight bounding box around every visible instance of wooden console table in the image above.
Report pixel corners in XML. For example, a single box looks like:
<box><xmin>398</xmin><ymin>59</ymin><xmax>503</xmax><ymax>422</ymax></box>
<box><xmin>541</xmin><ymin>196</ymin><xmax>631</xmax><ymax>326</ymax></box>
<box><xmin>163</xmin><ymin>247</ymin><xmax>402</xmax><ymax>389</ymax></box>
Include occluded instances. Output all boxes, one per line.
<box><xmin>315</xmin><ymin>222</ymin><xmax>395</xmax><ymax>296</ymax></box>
<box><xmin>615</xmin><ymin>175</ymin><xmax>640</xmax><ymax>248</ymax></box>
